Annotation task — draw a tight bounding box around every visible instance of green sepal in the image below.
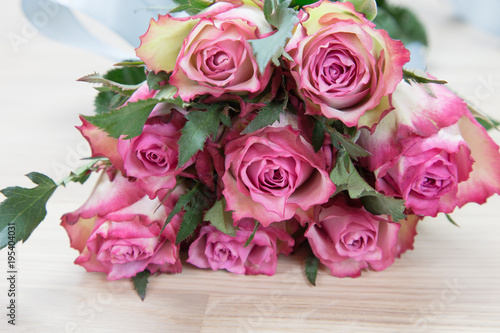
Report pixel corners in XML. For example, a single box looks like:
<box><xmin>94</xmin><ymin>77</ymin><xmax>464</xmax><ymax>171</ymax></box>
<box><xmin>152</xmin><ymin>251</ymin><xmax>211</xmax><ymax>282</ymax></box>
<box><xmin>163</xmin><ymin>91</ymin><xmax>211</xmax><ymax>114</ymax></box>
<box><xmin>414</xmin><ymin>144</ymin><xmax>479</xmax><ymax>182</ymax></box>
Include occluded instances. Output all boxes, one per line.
<box><xmin>204</xmin><ymin>198</ymin><xmax>236</xmax><ymax>236</ymax></box>
<box><xmin>244</xmin><ymin>220</ymin><xmax>259</xmax><ymax>247</ymax></box>
<box><xmin>475</xmin><ymin>116</ymin><xmax>500</xmax><ymax>131</ymax></box>
<box><xmin>59</xmin><ymin>158</ymin><xmax>107</xmax><ymax>186</ymax></box>
<box><xmin>0</xmin><ymin>173</ymin><xmax>57</xmax><ymax>249</ymax></box>
<box><xmin>305</xmin><ymin>253</ymin><xmax>319</xmax><ymax>286</ymax></box>
<box><xmin>78</xmin><ymin>73</ymin><xmax>143</xmax><ymax>95</ymax></box>
<box><xmin>468</xmin><ymin>103</ymin><xmax>500</xmax><ymax>132</ymax></box>
<box><xmin>312</xmin><ymin>117</ymin><xmax>326</xmax><ymax>152</ymax></box>
<box><xmin>132</xmin><ymin>270</ymin><xmax>151</xmax><ymax>301</ymax></box>
<box><xmin>403</xmin><ymin>69</ymin><xmax>447</xmax><ymax>85</ymax></box>
<box><xmin>113</xmin><ymin>60</ymin><xmax>145</xmax><ymax>67</ymax></box>
<box><xmin>445</xmin><ymin>213</ymin><xmax>460</xmax><ymax>228</ymax></box>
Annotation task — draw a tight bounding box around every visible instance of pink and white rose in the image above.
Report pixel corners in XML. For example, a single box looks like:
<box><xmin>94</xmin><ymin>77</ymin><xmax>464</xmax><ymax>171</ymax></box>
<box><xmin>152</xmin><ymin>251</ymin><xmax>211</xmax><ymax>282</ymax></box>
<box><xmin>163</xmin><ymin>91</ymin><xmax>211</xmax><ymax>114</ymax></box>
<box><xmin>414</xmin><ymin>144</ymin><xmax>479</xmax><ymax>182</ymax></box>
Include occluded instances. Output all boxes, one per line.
<box><xmin>78</xmin><ymin>91</ymin><xmax>191</xmax><ymax>199</ymax></box>
<box><xmin>187</xmin><ymin>219</ymin><xmax>294</xmax><ymax>275</ymax></box>
<box><xmin>359</xmin><ymin>81</ymin><xmax>500</xmax><ymax>216</ymax></box>
<box><xmin>117</xmin><ymin>104</ymin><xmax>186</xmax><ymax>179</ymax></box>
<box><xmin>116</xmin><ymin>102</ymin><xmax>189</xmax><ymax>196</ymax></box>
<box><xmin>77</xmin><ymin>83</ymin><xmax>159</xmax><ymax>174</ymax></box>
<box><xmin>285</xmin><ymin>0</ymin><xmax>410</xmax><ymax>128</ymax></box>
<box><xmin>136</xmin><ymin>1</ymin><xmax>274</xmax><ymax>101</ymax></box>
<box><xmin>61</xmin><ymin>173</ymin><xmax>184</xmax><ymax>280</ymax></box>
<box><xmin>222</xmin><ymin>124</ymin><xmax>336</xmax><ymax>227</ymax></box>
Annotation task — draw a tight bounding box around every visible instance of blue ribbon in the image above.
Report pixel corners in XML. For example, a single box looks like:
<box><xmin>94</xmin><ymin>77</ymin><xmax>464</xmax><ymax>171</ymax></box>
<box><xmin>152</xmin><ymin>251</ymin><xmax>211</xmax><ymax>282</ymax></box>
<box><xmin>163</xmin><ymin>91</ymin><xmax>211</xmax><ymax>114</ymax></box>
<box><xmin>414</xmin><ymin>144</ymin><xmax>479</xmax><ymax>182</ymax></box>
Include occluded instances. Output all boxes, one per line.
<box><xmin>21</xmin><ymin>0</ymin><xmax>176</xmax><ymax>60</ymax></box>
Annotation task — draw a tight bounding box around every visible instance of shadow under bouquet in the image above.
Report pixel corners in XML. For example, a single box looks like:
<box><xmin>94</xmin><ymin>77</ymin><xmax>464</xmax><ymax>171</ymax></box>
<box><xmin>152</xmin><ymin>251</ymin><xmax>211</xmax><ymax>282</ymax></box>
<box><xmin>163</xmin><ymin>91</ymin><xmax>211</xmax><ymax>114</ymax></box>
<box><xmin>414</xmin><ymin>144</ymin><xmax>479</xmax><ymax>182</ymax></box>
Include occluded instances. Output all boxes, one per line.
<box><xmin>2</xmin><ymin>0</ymin><xmax>500</xmax><ymax>300</ymax></box>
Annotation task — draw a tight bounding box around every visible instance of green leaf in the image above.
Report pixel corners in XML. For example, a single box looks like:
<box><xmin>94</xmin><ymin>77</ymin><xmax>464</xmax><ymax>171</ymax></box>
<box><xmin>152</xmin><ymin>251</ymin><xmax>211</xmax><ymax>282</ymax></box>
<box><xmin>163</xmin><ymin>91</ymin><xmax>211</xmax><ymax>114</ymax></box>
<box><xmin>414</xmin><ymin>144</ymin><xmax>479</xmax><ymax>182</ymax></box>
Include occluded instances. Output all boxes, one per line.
<box><xmin>305</xmin><ymin>253</ymin><xmax>319</xmax><ymax>286</ymax></box>
<box><xmin>94</xmin><ymin>92</ymin><xmax>129</xmax><ymax>115</ymax></box>
<box><xmin>312</xmin><ymin>118</ymin><xmax>326</xmax><ymax>152</ymax></box>
<box><xmin>0</xmin><ymin>173</ymin><xmax>57</xmax><ymax>249</ymax></box>
<box><xmin>241</xmin><ymin>100</ymin><xmax>284</xmax><ymax>134</ymax></box>
<box><xmin>445</xmin><ymin>213</ymin><xmax>460</xmax><ymax>228</ymax></box>
<box><xmin>132</xmin><ymin>270</ymin><xmax>151</xmax><ymax>301</ymax></box>
<box><xmin>204</xmin><ymin>199</ymin><xmax>236</xmax><ymax>236</ymax></box>
<box><xmin>249</xmin><ymin>0</ymin><xmax>299</xmax><ymax>73</ymax></box>
<box><xmin>175</xmin><ymin>198</ymin><xmax>206</xmax><ymax>245</ymax></box>
<box><xmin>244</xmin><ymin>220</ymin><xmax>259</xmax><ymax>247</ymax></box>
<box><xmin>91</xmin><ymin>66</ymin><xmax>147</xmax><ymax>115</ymax></box>
<box><xmin>84</xmin><ymin>99</ymin><xmax>159</xmax><ymax>139</ymax></box>
<box><xmin>325</xmin><ymin>124</ymin><xmax>371</xmax><ymax>161</ymax></box>
<box><xmin>360</xmin><ymin>195</ymin><xmax>406</xmax><ymax>222</ymax></box>
<box><xmin>164</xmin><ymin>183</ymin><xmax>200</xmax><ymax>232</ymax></box>
<box><xmin>330</xmin><ymin>151</ymin><xmax>353</xmax><ymax>191</ymax></box>
<box><xmin>147</xmin><ymin>71</ymin><xmax>171</xmax><ymax>91</ymax></box>
<box><xmin>170</xmin><ymin>0</ymin><xmax>213</xmax><ymax>15</ymax></box>
<box><xmin>330</xmin><ymin>151</ymin><xmax>373</xmax><ymax>198</ymax></box>
<box><xmin>177</xmin><ymin>105</ymin><xmax>224</xmax><ymax>167</ymax></box>
<box><xmin>101</xmin><ymin>65</ymin><xmax>147</xmax><ymax>85</ymax></box>
<box><xmin>373</xmin><ymin>4</ymin><xmax>427</xmax><ymax>46</ymax></box>
<box><xmin>330</xmin><ymin>152</ymin><xmax>406</xmax><ymax>221</ymax></box>
<box><xmin>340</xmin><ymin>0</ymin><xmax>377</xmax><ymax>21</ymax></box>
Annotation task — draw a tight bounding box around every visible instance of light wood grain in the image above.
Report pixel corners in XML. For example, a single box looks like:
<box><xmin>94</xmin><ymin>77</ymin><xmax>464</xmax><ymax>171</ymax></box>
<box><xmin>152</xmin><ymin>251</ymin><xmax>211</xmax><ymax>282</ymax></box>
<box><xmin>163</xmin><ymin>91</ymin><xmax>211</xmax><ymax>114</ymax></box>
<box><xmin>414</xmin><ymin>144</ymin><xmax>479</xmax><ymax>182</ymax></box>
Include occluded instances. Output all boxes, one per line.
<box><xmin>1</xmin><ymin>1</ymin><xmax>500</xmax><ymax>332</ymax></box>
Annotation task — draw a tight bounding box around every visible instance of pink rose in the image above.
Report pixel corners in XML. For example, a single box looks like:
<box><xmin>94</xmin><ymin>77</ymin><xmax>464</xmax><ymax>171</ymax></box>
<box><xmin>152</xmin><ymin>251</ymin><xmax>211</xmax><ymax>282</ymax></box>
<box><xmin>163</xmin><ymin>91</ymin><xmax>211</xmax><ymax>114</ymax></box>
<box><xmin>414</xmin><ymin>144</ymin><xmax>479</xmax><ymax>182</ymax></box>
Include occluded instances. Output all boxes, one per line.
<box><xmin>359</xmin><ymin>81</ymin><xmax>500</xmax><ymax>216</ymax></box>
<box><xmin>285</xmin><ymin>0</ymin><xmax>410</xmax><ymax>128</ymax></box>
<box><xmin>136</xmin><ymin>2</ymin><xmax>274</xmax><ymax>101</ymax></box>
<box><xmin>61</xmin><ymin>172</ymin><xmax>184</xmax><ymax>280</ymax></box>
<box><xmin>187</xmin><ymin>219</ymin><xmax>294</xmax><ymax>275</ymax></box>
<box><xmin>304</xmin><ymin>198</ymin><xmax>401</xmax><ymax>277</ymax></box>
<box><xmin>222</xmin><ymin>125</ymin><xmax>336</xmax><ymax>227</ymax></box>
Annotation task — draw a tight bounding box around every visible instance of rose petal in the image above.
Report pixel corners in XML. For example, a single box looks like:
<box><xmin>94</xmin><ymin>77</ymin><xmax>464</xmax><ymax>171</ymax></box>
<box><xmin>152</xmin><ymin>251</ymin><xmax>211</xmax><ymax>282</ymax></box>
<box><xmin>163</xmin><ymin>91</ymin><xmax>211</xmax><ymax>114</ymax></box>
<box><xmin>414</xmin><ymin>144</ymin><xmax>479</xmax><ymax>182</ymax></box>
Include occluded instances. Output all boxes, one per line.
<box><xmin>61</xmin><ymin>172</ymin><xmax>146</xmax><ymax>225</ymax></box>
<box><xmin>456</xmin><ymin>113</ymin><xmax>500</xmax><ymax>207</ymax></box>
<box><xmin>77</xmin><ymin>117</ymin><xmax>123</xmax><ymax>171</ymax></box>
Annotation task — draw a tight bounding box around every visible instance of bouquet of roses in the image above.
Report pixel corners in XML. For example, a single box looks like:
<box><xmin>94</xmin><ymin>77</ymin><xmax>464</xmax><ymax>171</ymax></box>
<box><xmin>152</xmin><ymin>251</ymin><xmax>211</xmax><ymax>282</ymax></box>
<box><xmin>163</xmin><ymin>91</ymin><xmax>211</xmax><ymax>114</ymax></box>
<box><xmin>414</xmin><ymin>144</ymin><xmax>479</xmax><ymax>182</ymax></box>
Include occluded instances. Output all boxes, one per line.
<box><xmin>1</xmin><ymin>0</ymin><xmax>500</xmax><ymax>300</ymax></box>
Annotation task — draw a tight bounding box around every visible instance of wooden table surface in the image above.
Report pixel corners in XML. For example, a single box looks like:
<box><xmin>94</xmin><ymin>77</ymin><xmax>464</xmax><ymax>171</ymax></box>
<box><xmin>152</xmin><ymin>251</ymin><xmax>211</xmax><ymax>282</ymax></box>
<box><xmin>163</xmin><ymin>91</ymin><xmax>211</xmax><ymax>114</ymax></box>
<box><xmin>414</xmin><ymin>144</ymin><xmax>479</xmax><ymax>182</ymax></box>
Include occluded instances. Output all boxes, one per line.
<box><xmin>1</xmin><ymin>1</ymin><xmax>499</xmax><ymax>332</ymax></box>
